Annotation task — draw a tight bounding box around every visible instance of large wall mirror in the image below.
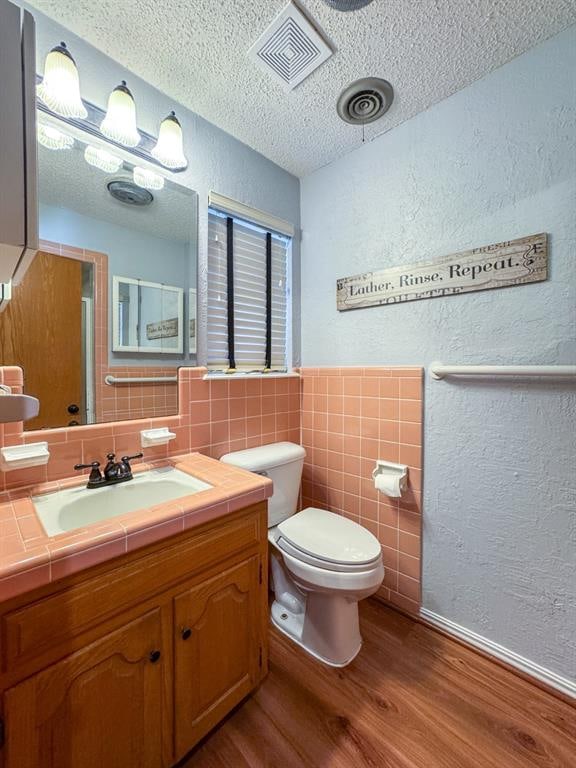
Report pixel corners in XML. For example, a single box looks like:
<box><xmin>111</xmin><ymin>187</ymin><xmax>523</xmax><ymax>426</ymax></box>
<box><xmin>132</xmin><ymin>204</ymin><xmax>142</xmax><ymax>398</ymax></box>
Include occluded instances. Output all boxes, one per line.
<box><xmin>0</xmin><ymin>127</ymin><xmax>197</xmax><ymax>430</ymax></box>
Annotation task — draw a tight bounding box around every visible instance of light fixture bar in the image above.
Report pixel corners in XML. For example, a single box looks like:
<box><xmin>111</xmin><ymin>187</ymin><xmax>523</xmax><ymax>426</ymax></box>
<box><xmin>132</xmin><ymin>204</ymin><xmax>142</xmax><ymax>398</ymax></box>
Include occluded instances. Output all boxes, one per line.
<box><xmin>35</xmin><ymin>75</ymin><xmax>185</xmax><ymax>174</ymax></box>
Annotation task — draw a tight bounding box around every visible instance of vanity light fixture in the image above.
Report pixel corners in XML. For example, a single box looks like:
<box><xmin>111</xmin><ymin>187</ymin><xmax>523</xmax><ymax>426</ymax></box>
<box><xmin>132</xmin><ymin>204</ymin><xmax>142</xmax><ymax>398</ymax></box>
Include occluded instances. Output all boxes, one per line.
<box><xmin>37</xmin><ymin>42</ymin><xmax>87</xmax><ymax>119</ymax></box>
<box><xmin>100</xmin><ymin>81</ymin><xmax>141</xmax><ymax>147</ymax></box>
<box><xmin>151</xmin><ymin>111</ymin><xmax>188</xmax><ymax>170</ymax></box>
<box><xmin>133</xmin><ymin>166</ymin><xmax>164</xmax><ymax>191</ymax></box>
<box><xmin>37</xmin><ymin>122</ymin><xmax>74</xmax><ymax>151</ymax></box>
<box><xmin>84</xmin><ymin>145</ymin><xmax>123</xmax><ymax>173</ymax></box>
<box><xmin>36</xmin><ymin>52</ymin><xmax>189</xmax><ymax>174</ymax></box>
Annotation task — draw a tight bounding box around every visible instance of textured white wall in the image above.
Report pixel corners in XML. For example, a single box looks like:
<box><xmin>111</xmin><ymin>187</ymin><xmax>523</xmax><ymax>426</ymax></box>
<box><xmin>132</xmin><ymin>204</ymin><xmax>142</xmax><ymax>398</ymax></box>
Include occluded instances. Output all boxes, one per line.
<box><xmin>24</xmin><ymin>3</ymin><xmax>302</xmax><ymax>366</ymax></box>
<box><xmin>301</xmin><ymin>27</ymin><xmax>576</xmax><ymax>683</ymax></box>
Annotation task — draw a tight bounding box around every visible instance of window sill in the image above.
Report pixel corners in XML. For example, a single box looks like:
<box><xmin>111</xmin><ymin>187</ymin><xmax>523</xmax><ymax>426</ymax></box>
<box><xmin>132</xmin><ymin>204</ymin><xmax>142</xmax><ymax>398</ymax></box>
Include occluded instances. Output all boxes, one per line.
<box><xmin>203</xmin><ymin>371</ymin><xmax>300</xmax><ymax>380</ymax></box>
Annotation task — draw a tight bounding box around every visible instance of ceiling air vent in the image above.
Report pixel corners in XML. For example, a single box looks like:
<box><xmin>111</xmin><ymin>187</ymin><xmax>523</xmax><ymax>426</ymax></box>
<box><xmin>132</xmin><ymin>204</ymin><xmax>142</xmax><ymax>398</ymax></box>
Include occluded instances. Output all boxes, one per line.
<box><xmin>337</xmin><ymin>78</ymin><xmax>394</xmax><ymax>124</ymax></box>
<box><xmin>322</xmin><ymin>0</ymin><xmax>374</xmax><ymax>9</ymax></box>
<box><xmin>249</xmin><ymin>1</ymin><xmax>333</xmax><ymax>91</ymax></box>
<box><xmin>107</xmin><ymin>179</ymin><xmax>153</xmax><ymax>206</ymax></box>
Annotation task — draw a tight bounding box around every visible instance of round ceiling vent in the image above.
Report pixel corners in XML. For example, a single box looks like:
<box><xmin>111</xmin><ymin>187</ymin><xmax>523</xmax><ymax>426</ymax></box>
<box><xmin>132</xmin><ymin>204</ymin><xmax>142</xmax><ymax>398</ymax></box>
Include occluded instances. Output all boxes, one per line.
<box><xmin>322</xmin><ymin>0</ymin><xmax>374</xmax><ymax>10</ymax></box>
<box><xmin>337</xmin><ymin>77</ymin><xmax>394</xmax><ymax>125</ymax></box>
<box><xmin>107</xmin><ymin>178</ymin><xmax>153</xmax><ymax>206</ymax></box>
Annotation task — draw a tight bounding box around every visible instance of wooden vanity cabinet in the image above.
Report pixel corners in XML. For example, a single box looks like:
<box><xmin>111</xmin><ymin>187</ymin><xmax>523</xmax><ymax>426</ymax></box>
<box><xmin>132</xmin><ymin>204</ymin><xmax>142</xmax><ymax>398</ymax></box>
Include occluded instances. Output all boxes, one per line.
<box><xmin>0</xmin><ymin>502</ymin><xmax>269</xmax><ymax>768</ymax></box>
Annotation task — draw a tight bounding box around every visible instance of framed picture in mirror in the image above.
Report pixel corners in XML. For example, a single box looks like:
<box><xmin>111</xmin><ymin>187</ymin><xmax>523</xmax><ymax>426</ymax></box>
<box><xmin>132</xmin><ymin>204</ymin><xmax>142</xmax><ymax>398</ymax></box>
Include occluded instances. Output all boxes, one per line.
<box><xmin>112</xmin><ymin>276</ymin><xmax>184</xmax><ymax>354</ymax></box>
<box><xmin>189</xmin><ymin>288</ymin><xmax>197</xmax><ymax>355</ymax></box>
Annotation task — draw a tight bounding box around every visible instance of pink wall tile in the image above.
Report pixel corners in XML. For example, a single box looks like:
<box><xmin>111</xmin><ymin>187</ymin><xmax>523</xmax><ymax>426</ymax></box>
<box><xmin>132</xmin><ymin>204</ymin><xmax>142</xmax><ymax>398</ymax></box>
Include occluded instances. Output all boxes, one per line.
<box><xmin>299</xmin><ymin>366</ymin><xmax>423</xmax><ymax>617</ymax></box>
<box><xmin>399</xmin><ymin>552</ymin><xmax>421</xmax><ymax>580</ymax></box>
<box><xmin>1</xmin><ymin>361</ymin><xmax>420</xmax><ymax>617</ymax></box>
<box><xmin>0</xmin><ymin>360</ymin><xmax>304</xmax><ymax>490</ymax></box>
<box><xmin>399</xmin><ymin>378</ymin><xmax>422</xmax><ymax>400</ymax></box>
<box><xmin>388</xmin><ymin>590</ymin><xmax>420</xmax><ymax>616</ymax></box>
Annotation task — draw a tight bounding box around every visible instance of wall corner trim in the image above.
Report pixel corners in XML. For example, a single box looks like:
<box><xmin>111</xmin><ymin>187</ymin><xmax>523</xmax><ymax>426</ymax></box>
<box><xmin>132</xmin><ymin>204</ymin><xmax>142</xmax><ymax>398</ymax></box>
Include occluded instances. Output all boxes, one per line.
<box><xmin>420</xmin><ymin>608</ymin><xmax>576</xmax><ymax>701</ymax></box>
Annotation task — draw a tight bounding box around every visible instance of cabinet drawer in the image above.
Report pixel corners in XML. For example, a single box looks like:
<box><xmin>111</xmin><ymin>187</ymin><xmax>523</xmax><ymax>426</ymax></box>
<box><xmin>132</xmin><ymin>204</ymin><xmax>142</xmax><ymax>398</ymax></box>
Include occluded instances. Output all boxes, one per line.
<box><xmin>2</xmin><ymin>505</ymin><xmax>262</xmax><ymax>673</ymax></box>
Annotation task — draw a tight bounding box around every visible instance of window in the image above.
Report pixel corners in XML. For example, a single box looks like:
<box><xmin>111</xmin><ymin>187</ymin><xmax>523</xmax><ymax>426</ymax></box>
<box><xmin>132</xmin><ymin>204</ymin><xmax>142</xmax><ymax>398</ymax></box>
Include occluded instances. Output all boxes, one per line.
<box><xmin>207</xmin><ymin>196</ymin><xmax>292</xmax><ymax>373</ymax></box>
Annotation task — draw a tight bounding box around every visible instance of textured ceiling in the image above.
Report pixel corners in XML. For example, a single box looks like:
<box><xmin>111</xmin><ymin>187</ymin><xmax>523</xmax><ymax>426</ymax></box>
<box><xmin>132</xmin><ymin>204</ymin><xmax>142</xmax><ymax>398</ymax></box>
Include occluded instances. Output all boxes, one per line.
<box><xmin>28</xmin><ymin>0</ymin><xmax>576</xmax><ymax>177</ymax></box>
<box><xmin>38</xmin><ymin>142</ymin><xmax>196</xmax><ymax>243</ymax></box>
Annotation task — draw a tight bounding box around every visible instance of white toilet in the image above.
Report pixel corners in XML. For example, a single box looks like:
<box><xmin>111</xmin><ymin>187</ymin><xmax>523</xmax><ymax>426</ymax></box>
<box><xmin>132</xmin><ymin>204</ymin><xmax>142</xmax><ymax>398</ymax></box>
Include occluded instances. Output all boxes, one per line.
<box><xmin>221</xmin><ymin>441</ymin><xmax>384</xmax><ymax>667</ymax></box>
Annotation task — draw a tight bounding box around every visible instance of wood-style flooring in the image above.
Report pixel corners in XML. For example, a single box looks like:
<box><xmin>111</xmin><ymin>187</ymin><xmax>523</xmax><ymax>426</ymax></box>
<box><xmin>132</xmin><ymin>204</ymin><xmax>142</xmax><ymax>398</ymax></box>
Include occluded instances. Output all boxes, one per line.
<box><xmin>183</xmin><ymin>600</ymin><xmax>576</xmax><ymax>768</ymax></box>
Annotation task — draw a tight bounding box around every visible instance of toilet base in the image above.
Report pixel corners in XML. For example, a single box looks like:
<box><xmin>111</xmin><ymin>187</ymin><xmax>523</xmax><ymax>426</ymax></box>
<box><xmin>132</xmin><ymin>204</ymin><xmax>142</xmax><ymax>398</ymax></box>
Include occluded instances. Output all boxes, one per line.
<box><xmin>271</xmin><ymin>599</ymin><xmax>362</xmax><ymax>668</ymax></box>
<box><xmin>269</xmin><ymin>545</ymin><xmax>367</xmax><ymax>667</ymax></box>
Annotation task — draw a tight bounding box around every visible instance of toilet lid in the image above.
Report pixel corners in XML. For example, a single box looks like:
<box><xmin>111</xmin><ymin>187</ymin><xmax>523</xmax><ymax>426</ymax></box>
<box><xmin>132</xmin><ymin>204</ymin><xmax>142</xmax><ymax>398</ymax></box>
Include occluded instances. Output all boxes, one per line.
<box><xmin>277</xmin><ymin>507</ymin><xmax>381</xmax><ymax>566</ymax></box>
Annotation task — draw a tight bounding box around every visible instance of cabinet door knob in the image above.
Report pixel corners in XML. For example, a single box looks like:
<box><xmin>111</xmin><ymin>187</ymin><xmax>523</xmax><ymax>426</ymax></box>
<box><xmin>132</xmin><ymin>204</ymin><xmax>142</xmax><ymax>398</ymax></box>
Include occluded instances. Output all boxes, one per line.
<box><xmin>181</xmin><ymin>627</ymin><xmax>192</xmax><ymax>641</ymax></box>
<box><xmin>149</xmin><ymin>649</ymin><xmax>161</xmax><ymax>663</ymax></box>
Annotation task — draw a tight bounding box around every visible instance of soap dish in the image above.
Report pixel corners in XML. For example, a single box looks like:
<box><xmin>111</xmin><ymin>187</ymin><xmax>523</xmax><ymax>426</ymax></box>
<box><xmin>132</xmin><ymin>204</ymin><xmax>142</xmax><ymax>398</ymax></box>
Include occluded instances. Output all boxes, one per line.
<box><xmin>0</xmin><ymin>442</ymin><xmax>50</xmax><ymax>472</ymax></box>
<box><xmin>140</xmin><ymin>427</ymin><xmax>176</xmax><ymax>448</ymax></box>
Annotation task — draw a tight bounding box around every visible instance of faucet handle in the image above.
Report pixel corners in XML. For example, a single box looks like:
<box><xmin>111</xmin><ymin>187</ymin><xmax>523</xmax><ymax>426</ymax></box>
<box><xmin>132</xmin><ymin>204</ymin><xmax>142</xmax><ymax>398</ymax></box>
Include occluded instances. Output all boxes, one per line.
<box><xmin>74</xmin><ymin>461</ymin><xmax>100</xmax><ymax>471</ymax></box>
<box><xmin>121</xmin><ymin>452</ymin><xmax>144</xmax><ymax>464</ymax></box>
<box><xmin>73</xmin><ymin>461</ymin><xmax>102</xmax><ymax>484</ymax></box>
<box><xmin>118</xmin><ymin>453</ymin><xmax>143</xmax><ymax>480</ymax></box>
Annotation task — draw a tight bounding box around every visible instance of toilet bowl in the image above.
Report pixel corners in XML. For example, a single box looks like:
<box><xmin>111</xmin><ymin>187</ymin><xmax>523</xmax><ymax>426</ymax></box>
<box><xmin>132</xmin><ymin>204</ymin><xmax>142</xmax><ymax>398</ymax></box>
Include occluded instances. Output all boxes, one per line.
<box><xmin>221</xmin><ymin>442</ymin><xmax>384</xmax><ymax>667</ymax></box>
<box><xmin>269</xmin><ymin>507</ymin><xmax>384</xmax><ymax>665</ymax></box>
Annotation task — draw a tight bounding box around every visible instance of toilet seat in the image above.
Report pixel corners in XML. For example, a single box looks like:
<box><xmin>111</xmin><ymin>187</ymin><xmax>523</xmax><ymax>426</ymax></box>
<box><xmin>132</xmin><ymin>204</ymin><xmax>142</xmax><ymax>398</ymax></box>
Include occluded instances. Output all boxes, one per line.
<box><xmin>275</xmin><ymin>507</ymin><xmax>382</xmax><ymax>572</ymax></box>
<box><xmin>275</xmin><ymin>536</ymin><xmax>381</xmax><ymax>573</ymax></box>
<box><xmin>277</xmin><ymin>545</ymin><xmax>385</xmax><ymax>594</ymax></box>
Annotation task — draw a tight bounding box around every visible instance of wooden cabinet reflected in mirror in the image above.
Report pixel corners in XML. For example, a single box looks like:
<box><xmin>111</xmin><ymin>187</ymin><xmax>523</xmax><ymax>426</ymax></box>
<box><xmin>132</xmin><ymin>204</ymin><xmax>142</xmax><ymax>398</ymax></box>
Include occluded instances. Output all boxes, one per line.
<box><xmin>0</xmin><ymin>133</ymin><xmax>198</xmax><ymax>430</ymax></box>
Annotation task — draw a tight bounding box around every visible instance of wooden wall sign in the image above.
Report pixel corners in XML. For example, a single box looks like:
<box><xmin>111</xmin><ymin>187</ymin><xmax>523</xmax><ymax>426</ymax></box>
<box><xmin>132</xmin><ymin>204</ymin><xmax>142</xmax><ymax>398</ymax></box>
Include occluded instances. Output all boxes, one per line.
<box><xmin>336</xmin><ymin>233</ymin><xmax>547</xmax><ymax>312</ymax></box>
<box><xmin>146</xmin><ymin>318</ymin><xmax>179</xmax><ymax>340</ymax></box>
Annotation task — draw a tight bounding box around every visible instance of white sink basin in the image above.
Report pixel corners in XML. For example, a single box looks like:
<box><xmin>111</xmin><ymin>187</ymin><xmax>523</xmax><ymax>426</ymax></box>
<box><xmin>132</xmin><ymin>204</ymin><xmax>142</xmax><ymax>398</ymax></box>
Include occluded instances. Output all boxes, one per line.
<box><xmin>33</xmin><ymin>466</ymin><xmax>212</xmax><ymax>536</ymax></box>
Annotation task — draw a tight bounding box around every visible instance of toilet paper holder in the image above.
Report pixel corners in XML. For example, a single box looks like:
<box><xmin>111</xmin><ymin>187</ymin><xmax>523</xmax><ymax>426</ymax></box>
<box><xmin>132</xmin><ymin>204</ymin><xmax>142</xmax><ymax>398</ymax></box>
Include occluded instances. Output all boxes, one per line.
<box><xmin>372</xmin><ymin>460</ymin><xmax>408</xmax><ymax>497</ymax></box>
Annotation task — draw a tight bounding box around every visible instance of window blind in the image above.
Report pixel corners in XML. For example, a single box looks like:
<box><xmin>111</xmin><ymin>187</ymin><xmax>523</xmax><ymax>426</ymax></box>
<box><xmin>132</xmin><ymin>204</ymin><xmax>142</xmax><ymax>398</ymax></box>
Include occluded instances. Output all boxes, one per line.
<box><xmin>207</xmin><ymin>207</ymin><xmax>290</xmax><ymax>372</ymax></box>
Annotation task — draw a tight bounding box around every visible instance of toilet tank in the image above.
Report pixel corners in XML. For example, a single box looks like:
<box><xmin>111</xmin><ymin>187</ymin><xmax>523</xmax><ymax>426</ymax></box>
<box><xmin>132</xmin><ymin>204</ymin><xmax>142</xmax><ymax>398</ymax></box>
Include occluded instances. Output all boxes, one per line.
<box><xmin>220</xmin><ymin>442</ymin><xmax>306</xmax><ymax>528</ymax></box>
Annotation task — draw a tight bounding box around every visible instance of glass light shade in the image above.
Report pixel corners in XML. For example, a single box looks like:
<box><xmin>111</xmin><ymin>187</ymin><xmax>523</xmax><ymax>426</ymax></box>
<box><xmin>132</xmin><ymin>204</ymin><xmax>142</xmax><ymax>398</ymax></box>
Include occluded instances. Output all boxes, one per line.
<box><xmin>100</xmin><ymin>81</ymin><xmax>141</xmax><ymax>147</ymax></box>
<box><xmin>151</xmin><ymin>111</ymin><xmax>188</xmax><ymax>169</ymax></box>
<box><xmin>84</xmin><ymin>145</ymin><xmax>123</xmax><ymax>173</ymax></box>
<box><xmin>37</xmin><ymin>42</ymin><xmax>87</xmax><ymax>119</ymax></box>
<box><xmin>37</xmin><ymin>123</ymin><xmax>74</xmax><ymax>151</ymax></box>
<box><xmin>133</xmin><ymin>166</ymin><xmax>165</xmax><ymax>190</ymax></box>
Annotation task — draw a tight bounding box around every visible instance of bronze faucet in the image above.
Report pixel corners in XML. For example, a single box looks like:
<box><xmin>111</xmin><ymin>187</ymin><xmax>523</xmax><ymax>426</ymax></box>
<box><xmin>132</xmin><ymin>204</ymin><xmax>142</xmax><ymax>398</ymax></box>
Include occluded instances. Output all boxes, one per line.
<box><xmin>74</xmin><ymin>452</ymin><xmax>144</xmax><ymax>489</ymax></box>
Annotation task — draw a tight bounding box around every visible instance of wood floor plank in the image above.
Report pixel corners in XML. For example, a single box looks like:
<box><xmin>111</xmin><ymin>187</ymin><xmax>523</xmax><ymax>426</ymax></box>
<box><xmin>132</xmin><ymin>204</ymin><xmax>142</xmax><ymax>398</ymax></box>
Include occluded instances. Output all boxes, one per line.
<box><xmin>183</xmin><ymin>600</ymin><xmax>576</xmax><ymax>768</ymax></box>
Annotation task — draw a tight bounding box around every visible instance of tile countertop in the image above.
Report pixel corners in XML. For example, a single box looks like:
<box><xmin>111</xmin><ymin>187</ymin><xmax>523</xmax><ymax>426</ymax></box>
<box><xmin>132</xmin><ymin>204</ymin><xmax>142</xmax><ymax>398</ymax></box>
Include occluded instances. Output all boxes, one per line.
<box><xmin>0</xmin><ymin>453</ymin><xmax>273</xmax><ymax>602</ymax></box>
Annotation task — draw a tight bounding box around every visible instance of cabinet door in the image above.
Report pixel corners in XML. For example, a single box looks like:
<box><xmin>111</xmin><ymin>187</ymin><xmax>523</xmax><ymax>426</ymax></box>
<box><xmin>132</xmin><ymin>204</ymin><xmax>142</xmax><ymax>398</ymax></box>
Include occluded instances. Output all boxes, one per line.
<box><xmin>0</xmin><ymin>2</ymin><xmax>37</xmax><ymax>283</ymax></box>
<box><xmin>174</xmin><ymin>556</ymin><xmax>260</xmax><ymax>758</ymax></box>
<box><xmin>3</xmin><ymin>609</ymin><xmax>164</xmax><ymax>768</ymax></box>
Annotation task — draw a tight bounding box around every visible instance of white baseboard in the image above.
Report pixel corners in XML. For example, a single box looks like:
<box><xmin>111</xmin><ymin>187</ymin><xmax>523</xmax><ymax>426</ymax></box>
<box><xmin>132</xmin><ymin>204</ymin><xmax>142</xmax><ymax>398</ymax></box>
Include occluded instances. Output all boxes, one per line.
<box><xmin>420</xmin><ymin>607</ymin><xmax>576</xmax><ymax>700</ymax></box>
